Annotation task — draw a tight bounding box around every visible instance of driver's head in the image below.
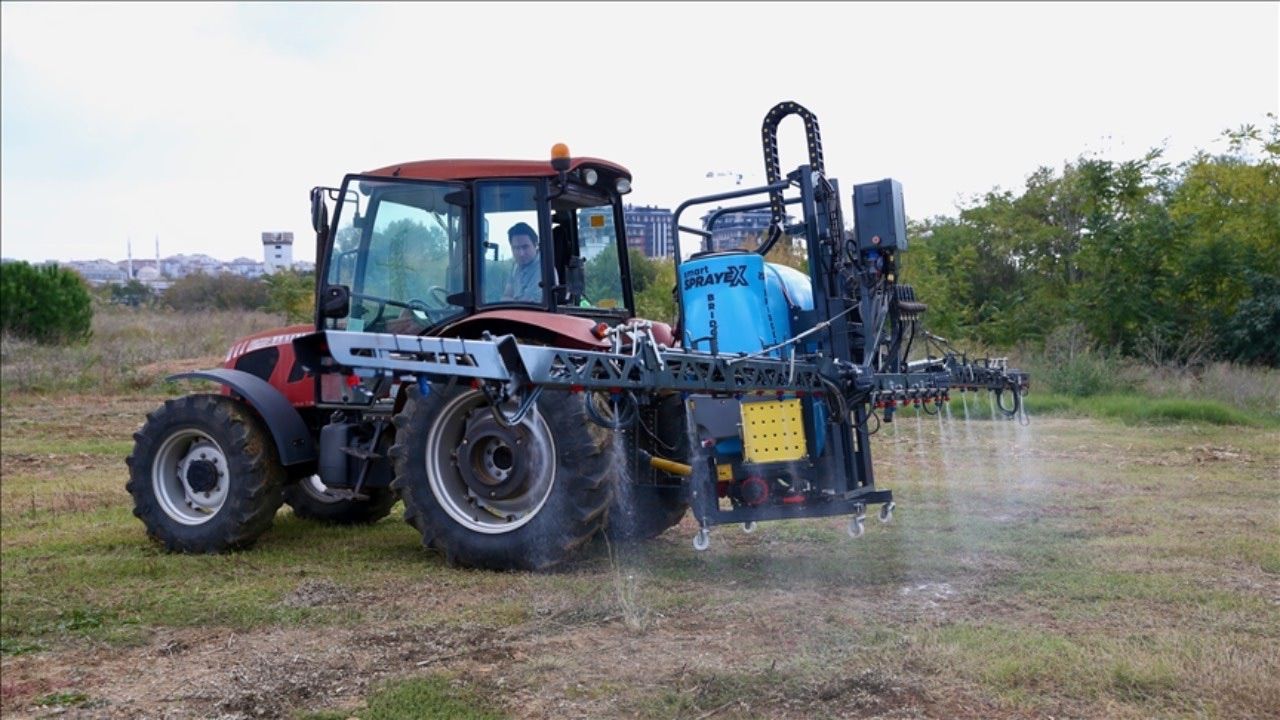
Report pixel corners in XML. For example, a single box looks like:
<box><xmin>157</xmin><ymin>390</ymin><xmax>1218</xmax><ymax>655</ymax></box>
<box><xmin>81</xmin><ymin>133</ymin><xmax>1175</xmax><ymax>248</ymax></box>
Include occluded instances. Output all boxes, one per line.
<box><xmin>507</xmin><ymin>222</ymin><xmax>539</xmax><ymax>267</ymax></box>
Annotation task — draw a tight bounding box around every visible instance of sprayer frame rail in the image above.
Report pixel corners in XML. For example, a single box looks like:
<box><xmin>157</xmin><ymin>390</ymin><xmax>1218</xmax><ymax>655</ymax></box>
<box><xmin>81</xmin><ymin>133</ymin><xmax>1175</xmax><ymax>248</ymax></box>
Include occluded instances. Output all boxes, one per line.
<box><xmin>324</xmin><ymin>330</ymin><xmax>845</xmax><ymax>395</ymax></box>
<box><xmin>321</xmin><ymin>331</ymin><xmax>1023</xmax><ymax>401</ymax></box>
<box><xmin>689</xmin><ymin>486</ymin><xmax>894</xmax><ymax>528</ymax></box>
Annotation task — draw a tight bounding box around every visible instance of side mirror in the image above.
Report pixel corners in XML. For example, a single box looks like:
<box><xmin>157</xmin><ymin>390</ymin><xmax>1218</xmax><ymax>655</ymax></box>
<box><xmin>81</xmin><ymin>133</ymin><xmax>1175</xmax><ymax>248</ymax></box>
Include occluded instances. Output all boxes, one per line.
<box><xmin>310</xmin><ymin>188</ymin><xmax>329</xmax><ymax>234</ymax></box>
<box><xmin>320</xmin><ymin>284</ymin><xmax>350</xmax><ymax>319</ymax></box>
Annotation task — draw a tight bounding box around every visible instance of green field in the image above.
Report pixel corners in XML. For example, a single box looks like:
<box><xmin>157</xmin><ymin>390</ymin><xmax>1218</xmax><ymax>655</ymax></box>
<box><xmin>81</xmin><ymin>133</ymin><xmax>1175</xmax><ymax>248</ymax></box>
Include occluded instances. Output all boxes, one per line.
<box><xmin>2</xmin><ymin>388</ymin><xmax>1277</xmax><ymax>719</ymax></box>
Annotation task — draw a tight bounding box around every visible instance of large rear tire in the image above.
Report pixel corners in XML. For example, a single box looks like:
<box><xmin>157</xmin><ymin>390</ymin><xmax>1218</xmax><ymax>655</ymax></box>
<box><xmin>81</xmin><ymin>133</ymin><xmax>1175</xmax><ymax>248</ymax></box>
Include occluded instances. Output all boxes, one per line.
<box><xmin>606</xmin><ymin>394</ymin><xmax>689</xmax><ymax>541</ymax></box>
<box><xmin>606</xmin><ymin>484</ymin><xmax>688</xmax><ymax>542</ymax></box>
<box><xmin>126</xmin><ymin>394</ymin><xmax>285</xmax><ymax>553</ymax></box>
<box><xmin>283</xmin><ymin>477</ymin><xmax>397</xmax><ymax>525</ymax></box>
<box><xmin>390</xmin><ymin>384</ymin><xmax>614</xmax><ymax>570</ymax></box>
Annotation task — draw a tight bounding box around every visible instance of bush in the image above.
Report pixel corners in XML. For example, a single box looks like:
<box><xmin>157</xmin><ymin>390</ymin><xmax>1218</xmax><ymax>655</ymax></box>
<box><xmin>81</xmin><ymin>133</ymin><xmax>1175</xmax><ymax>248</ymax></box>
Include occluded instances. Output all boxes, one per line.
<box><xmin>1219</xmin><ymin>271</ymin><xmax>1280</xmax><ymax>366</ymax></box>
<box><xmin>0</xmin><ymin>261</ymin><xmax>93</xmax><ymax>344</ymax></box>
<box><xmin>1036</xmin><ymin>323</ymin><xmax>1131</xmax><ymax>397</ymax></box>
<box><xmin>162</xmin><ymin>272</ymin><xmax>270</xmax><ymax>313</ymax></box>
<box><xmin>263</xmin><ymin>270</ymin><xmax>315</xmax><ymax>322</ymax></box>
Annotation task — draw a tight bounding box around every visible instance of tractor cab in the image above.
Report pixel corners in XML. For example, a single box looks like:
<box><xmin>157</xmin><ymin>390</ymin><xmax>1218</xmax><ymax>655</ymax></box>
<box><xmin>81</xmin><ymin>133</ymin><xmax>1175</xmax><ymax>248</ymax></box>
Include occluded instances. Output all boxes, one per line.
<box><xmin>313</xmin><ymin>148</ymin><xmax>637</xmax><ymax>338</ymax></box>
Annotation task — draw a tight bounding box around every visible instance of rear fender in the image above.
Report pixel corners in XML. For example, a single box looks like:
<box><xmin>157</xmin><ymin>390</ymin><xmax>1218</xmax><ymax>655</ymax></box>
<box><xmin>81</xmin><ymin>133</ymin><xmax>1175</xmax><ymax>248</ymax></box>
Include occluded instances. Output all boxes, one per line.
<box><xmin>441</xmin><ymin>310</ymin><xmax>609</xmax><ymax>349</ymax></box>
<box><xmin>168</xmin><ymin>368</ymin><xmax>317</xmax><ymax>468</ymax></box>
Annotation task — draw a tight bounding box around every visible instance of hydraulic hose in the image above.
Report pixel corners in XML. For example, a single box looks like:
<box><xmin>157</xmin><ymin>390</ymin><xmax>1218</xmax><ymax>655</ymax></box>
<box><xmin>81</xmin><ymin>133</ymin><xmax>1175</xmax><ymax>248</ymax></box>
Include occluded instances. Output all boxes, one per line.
<box><xmin>638</xmin><ymin>449</ymin><xmax>693</xmax><ymax>477</ymax></box>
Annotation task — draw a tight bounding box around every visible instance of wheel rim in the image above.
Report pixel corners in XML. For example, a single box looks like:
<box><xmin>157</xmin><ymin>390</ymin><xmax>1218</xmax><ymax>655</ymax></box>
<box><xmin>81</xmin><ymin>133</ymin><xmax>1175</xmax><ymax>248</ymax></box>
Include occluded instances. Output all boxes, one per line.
<box><xmin>152</xmin><ymin>429</ymin><xmax>230</xmax><ymax>526</ymax></box>
<box><xmin>424</xmin><ymin>390</ymin><xmax>555</xmax><ymax>534</ymax></box>
<box><xmin>299</xmin><ymin>475</ymin><xmax>344</xmax><ymax>504</ymax></box>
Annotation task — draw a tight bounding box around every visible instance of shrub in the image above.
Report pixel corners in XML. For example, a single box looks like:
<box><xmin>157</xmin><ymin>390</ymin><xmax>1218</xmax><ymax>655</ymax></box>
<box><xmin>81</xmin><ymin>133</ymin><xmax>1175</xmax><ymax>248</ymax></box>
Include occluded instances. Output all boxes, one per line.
<box><xmin>1036</xmin><ymin>323</ymin><xmax>1130</xmax><ymax>397</ymax></box>
<box><xmin>162</xmin><ymin>272</ymin><xmax>270</xmax><ymax>312</ymax></box>
<box><xmin>0</xmin><ymin>261</ymin><xmax>93</xmax><ymax>344</ymax></box>
<box><xmin>1219</xmin><ymin>271</ymin><xmax>1280</xmax><ymax>366</ymax></box>
<box><xmin>263</xmin><ymin>270</ymin><xmax>315</xmax><ymax>322</ymax></box>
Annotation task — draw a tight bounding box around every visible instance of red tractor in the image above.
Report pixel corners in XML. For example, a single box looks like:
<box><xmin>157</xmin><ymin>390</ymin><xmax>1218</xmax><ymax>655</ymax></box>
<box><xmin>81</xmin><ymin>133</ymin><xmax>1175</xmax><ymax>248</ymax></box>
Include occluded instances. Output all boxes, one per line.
<box><xmin>127</xmin><ymin>103</ymin><xmax>1027</xmax><ymax>570</ymax></box>
<box><xmin>128</xmin><ymin>145</ymin><xmax>687</xmax><ymax>569</ymax></box>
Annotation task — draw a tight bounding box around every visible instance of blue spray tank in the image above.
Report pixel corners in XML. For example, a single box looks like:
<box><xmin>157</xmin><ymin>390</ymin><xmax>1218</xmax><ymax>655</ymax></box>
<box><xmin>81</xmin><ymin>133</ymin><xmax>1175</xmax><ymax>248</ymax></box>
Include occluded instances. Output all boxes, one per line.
<box><xmin>678</xmin><ymin>251</ymin><xmax>815</xmax><ymax>355</ymax></box>
<box><xmin>678</xmin><ymin>251</ymin><xmax>825</xmax><ymax>456</ymax></box>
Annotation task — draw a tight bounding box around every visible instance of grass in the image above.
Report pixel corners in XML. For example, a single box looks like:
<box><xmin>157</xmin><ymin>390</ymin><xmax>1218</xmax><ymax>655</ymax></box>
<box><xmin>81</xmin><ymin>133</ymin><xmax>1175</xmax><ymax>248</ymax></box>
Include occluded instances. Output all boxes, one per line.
<box><xmin>0</xmin><ymin>305</ymin><xmax>288</xmax><ymax>396</ymax></box>
<box><xmin>33</xmin><ymin>691</ymin><xmax>91</xmax><ymax>707</ymax></box>
<box><xmin>299</xmin><ymin>675</ymin><xmax>506</xmax><ymax>720</ymax></box>
<box><xmin>2</xmin><ymin>397</ymin><xmax>1277</xmax><ymax>717</ymax></box>
<box><xmin>895</xmin><ymin>390</ymin><xmax>1275</xmax><ymax>427</ymax></box>
<box><xmin>2</xmin><ymin>310</ymin><xmax>1279</xmax><ymax>717</ymax></box>
<box><xmin>1025</xmin><ymin>392</ymin><xmax>1269</xmax><ymax>426</ymax></box>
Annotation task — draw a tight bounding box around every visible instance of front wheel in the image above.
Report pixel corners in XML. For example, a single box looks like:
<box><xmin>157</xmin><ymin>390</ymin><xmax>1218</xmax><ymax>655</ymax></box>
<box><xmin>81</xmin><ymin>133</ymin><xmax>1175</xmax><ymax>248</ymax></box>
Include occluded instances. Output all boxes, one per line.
<box><xmin>283</xmin><ymin>476</ymin><xmax>398</xmax><ymax>525</ymax></box>
<box><xmin>126</xmin><ymin>395</ymin><xmax>284</xmax><ymax>553</ymax></box>
<box><xmin>390</xmin><ymin>384</ymin><xmax>614</xmax><ymax>570</ymax></box>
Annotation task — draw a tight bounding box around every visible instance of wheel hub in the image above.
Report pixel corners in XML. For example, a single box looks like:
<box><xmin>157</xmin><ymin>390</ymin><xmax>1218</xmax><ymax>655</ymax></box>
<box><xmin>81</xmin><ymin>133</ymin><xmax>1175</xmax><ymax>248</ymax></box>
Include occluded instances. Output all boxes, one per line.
<box><xmin>456</xmin><ymin>414</ymin><xmax>537</xmax><ymax>501</ymax></box>
<box><xmin>185</xmin><ymin>459</ymin><xmax>220</xmax><ymax>493</ymax></box>
<box><xmin>426</xmin><ymin>390</ymin><xmax>558</xmax><ymax>535</ymax></box>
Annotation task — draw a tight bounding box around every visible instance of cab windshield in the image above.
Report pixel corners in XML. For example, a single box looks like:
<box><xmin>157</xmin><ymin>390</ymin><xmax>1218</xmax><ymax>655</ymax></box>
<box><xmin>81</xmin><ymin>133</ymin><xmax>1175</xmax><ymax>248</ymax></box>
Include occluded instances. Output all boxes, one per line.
<box><xmin>325</xmin><ymin>178</ymin><xmax>468</xmax><ymax>333</ymax></box>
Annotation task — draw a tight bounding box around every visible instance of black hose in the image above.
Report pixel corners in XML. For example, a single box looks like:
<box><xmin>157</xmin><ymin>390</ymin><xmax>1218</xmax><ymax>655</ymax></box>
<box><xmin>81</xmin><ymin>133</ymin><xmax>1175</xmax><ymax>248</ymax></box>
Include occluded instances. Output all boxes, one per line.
<box><xmin>585</xmin><ymin>391</ymin><xmax>638</xmax><ymax>430</ymax></box>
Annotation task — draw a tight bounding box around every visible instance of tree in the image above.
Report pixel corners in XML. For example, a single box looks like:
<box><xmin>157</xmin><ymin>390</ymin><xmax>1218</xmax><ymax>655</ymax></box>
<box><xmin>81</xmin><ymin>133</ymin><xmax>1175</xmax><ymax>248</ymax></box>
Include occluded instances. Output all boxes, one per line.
<box><xmin>0</xmin><ymin>261</ymin><xmax>94</xmax><ymax>344</ymax></box>
<box><xmin>634</xmin><ymin>257</ymin><xmax>677</xmax><ymax>325</ymax></box>
<box><xmin>162</xmin><ymin>272</ymin><xmax>271</xmax><ymax>313</ymax></box>
<box><xmin>110</xmin><ymin>279</ymin><xmax>154</xmax><ymax>307</ymax></box>
<box><xmin>264</xmin><ymin>270</ymin><xmax>315</xmax><ymax>322</ymax></box>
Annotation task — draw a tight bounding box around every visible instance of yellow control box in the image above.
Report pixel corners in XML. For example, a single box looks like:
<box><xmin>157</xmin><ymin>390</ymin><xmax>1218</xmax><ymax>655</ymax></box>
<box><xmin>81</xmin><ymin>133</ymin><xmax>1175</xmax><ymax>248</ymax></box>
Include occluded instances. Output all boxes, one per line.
<box><xmin>741</xmin><ymin>398</ymin><xmax>807</xmax><ymax>463</ymax></box>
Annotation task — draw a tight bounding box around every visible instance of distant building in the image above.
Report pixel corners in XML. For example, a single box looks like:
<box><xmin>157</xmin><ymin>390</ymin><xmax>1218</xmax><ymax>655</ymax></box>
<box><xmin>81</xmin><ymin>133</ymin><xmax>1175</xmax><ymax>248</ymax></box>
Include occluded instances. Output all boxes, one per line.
<box><xmin>262</xmin><ymin>231</ymin><xmax>294</xmax><ymax>273</ymax></box>
<box><xmin>63</xmin><ymin>259</ymin><xmax>126</xmax><ymax>285</ymax></box>
<box><xmin>117</xmin><ymin>259</ymin><xmax>159</xmax><ymax>280</ymax></box>
<box><xmin>622</xmin><ymin>205</ymin><xmax>674</xmax><ymax>258</ymax></box>
<box><xmin>160</xmin><ymin>253</ymin><xmax>221</xmax><ymax>278</ymax></box>
<box><xmin>226</xmin><ymin>257</ymin><xmax>267</xmax><ymax>278</ymax></box>
<box><xmin>699</xmin><ymin>208</ymin><xmax>786</xmax><ymax>253</ymax></box>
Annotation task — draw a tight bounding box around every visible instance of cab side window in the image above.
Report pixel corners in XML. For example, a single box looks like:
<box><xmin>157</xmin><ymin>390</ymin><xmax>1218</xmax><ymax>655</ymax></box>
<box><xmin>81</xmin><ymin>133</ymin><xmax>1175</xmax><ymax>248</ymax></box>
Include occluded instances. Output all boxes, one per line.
<box><xmin>477</xmin><ymin>183</ymin><xmax>542</xmax><ymax>306</ymax></box>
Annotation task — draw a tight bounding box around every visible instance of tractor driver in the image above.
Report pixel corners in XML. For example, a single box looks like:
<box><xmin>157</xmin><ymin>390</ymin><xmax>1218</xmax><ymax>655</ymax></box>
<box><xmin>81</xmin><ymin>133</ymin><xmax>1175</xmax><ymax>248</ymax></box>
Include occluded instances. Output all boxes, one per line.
<box><xmin>501</xmin><ymin>222</ymin><xmax>545</xmax><ymax>302</ymax></box>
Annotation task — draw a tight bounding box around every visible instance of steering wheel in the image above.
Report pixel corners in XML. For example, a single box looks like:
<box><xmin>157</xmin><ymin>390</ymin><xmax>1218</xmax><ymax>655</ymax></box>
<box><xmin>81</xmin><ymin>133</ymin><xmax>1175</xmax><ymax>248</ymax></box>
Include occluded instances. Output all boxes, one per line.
<box><xmin>427</xmin><ymin>285</ymin><xmax>451</xmax><ymax>307</ymax></box>
<box><xmin>397</xmin><ymin>298</ymin><xmax>454</xmax><ymax>328</ymax></box>
<box><xmin>350</xmin><ymin>293</ymin><xmax>443</xmax><ymax>330</ymax></box>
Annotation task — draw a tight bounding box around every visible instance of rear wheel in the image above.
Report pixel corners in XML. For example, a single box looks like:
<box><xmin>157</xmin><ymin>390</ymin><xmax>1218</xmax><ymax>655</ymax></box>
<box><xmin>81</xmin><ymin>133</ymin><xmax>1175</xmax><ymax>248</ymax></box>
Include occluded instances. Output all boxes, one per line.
<box><xmin>606</xmin><ymin>394</ymin><xmax>689</xmax><ymax>541</ymax></box>
<box><xmin>126</xmin><ymin>394</ymin><xmax>284</xmax><ymax>553</ymax></box>
<box><xmin>390</xmin><ymin>384</ymin><xmax>614</xmax><ymax>570</ymax></box>
<box><xmin>283</xmin><ymin>476</ymin><xmax>397</xmax><ymax>525</ymax></box>
<box><xmin>606</xmin><ymin>484</ymin><xmax>688</xmax><ymax>541</ymax></box>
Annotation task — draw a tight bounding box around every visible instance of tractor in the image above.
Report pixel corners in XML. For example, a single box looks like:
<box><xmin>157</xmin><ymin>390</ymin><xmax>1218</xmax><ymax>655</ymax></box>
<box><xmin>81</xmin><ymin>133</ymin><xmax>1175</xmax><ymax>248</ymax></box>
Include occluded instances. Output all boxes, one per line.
<box><xmin>127</xmin><ymin>102</ymin><xmax>1028</xmax><ymax>570</ymax></box>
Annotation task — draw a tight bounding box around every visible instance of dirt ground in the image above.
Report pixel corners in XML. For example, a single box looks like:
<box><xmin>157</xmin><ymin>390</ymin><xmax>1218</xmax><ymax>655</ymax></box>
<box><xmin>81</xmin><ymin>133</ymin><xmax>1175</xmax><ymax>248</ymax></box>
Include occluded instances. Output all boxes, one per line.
<box><xmin>2</xmin><ymin>394</ymin><xmax>1278</xmax><ymax>719</ymax></box>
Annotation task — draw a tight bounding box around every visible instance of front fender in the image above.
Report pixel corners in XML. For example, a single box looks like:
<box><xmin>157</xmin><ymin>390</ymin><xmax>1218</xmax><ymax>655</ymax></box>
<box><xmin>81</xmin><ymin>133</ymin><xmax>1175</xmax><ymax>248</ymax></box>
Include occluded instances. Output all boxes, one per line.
<box><xmin>167</xmin><ymin>368</ymin><xmax>317</xmax><ymax>467</ymax></box>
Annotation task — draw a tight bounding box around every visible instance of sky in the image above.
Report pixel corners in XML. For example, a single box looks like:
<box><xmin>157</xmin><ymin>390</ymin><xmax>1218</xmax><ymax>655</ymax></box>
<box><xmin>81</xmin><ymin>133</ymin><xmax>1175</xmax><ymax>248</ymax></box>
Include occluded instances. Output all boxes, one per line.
<box><xmin>2</xmin><ymin>2</ymin><xmax>1277</xmax><ymax>265</ymax></box>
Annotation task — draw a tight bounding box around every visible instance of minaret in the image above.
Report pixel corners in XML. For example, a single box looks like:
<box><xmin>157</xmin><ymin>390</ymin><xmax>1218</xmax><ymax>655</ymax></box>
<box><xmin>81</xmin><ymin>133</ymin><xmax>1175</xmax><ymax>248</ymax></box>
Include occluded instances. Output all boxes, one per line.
<box><xmin>127</xmin><ymin>237</ymin><xmax>134</xmax><ymax>279</ymax></box>
<box><xmin>155</xmin><ymin>235</ymin><xmax>160</xmax><ymax>274</ymax></box>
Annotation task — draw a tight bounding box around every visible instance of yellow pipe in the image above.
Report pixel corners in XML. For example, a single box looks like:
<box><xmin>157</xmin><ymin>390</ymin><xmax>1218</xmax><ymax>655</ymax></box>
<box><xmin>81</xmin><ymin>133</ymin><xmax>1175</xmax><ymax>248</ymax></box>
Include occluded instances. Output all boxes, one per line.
<box><xmin>644</xmin><ymin>452</ymin><xmax>692</xmax><ymax>477</ymax></box>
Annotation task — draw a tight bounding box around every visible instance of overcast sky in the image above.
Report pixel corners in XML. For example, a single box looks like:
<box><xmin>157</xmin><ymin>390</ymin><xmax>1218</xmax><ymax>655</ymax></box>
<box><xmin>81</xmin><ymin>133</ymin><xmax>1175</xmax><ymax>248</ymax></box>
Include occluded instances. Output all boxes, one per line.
<box><xmin>2</xmin><ymin>2</ymin><xmax>1276</xmax><ymax>264</ymax></box>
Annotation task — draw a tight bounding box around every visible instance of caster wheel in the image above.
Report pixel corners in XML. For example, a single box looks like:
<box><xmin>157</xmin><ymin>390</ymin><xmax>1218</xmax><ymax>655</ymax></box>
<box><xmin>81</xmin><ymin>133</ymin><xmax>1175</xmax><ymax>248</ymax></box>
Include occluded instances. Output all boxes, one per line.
<box><xmin>742</xmin><ymin>521</ymin><xmax>757</xmax><ymax>534</ymax></box>
<box><xmin>878</xmin><ymin>502</ymin><xmax>896</xmax><ymax>524</ymax></box>
<box><xmin>847</xmin><ymin>516</ymin><xmax>865</xmax><ymax>539</ymax></box>
<box><xmin>693</xmin><ymin>528</ymin><xmax>711</xmax><ymax>551</ymax></box>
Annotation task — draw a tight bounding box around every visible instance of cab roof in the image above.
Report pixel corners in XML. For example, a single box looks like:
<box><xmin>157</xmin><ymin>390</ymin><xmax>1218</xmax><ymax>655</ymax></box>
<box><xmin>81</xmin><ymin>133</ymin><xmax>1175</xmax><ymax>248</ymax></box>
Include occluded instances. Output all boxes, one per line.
<box><xmin>363</xmin><ymin>157</ymin><xmax>631</xmax><ymax>182</ymax></box>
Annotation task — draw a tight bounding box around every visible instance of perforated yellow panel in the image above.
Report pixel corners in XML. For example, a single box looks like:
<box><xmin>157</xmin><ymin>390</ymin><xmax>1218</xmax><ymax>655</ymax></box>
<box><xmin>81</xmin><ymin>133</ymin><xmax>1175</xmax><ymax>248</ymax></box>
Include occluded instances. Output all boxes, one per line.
<box><xmin>741</xmin><ymin>399</ymin><xmax>807</xmax><ymax>463</ymax></box>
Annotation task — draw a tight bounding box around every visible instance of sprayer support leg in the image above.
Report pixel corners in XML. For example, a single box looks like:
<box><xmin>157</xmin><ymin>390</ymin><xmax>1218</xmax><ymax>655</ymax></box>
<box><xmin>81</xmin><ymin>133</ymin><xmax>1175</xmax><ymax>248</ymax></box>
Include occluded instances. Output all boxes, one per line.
<box><xmin>693</xmin><ymin>527</ymin><xmax>711</xmax><ymax>551</ymax></box>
